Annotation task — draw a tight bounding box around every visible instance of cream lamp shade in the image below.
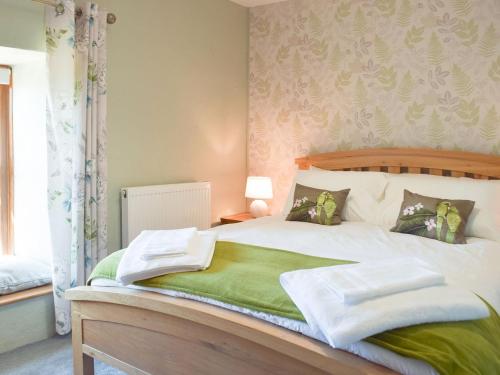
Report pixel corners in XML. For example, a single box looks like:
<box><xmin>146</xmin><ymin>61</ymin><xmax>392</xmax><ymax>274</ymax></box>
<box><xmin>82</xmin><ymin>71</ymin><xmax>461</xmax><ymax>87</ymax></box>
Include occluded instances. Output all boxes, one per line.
<box><xmin>245</xmin><ymin>176</ymin><xmax>273</xmax><ymax>217</ymax></box>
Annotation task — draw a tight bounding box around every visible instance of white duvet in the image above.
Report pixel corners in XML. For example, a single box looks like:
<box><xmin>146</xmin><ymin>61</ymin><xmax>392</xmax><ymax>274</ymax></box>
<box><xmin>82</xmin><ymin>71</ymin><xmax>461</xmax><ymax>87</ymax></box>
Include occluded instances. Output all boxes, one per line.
<box><xmin>92</xmin><ymin>216</ymin><xmax>500</xmax><ymax>375</ymax></box>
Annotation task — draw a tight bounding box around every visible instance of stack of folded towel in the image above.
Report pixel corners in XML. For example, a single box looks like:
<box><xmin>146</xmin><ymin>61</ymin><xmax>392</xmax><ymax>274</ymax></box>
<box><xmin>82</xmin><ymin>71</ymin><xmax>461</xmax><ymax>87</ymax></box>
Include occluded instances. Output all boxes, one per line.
<box><xmin>280</xmin><ymin>258</ymin><xmax>489</xmax><ymax>348</ymax></box>
<box><xmin>116</xmin><ymin>227</ymin><xmax>217</xmax><ymax>285</ymax></box>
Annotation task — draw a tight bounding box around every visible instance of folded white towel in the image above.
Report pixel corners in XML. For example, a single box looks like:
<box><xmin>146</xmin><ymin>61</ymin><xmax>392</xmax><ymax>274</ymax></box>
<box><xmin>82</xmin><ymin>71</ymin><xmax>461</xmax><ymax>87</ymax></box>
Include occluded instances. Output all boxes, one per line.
<box><xmin>141</xmin><ymin>252</ymin><xmax>185</xmax><ymax>261</ymax></box>
<box><xmin>316</xmin><ymin>258</ymin><xmax>445</xmax><ymax>305</ymax></box>
<box><xmin>127</xmin><ymin>228</ymin><xmax>197</xmax><ymax>261</ymax></box>
<box><xmin>116</xmin><ymin>230</ymin><xmax>217</xmax><ymax>285</ymax></box>
<box><xmin>280</xmin><ymin>267</ymin><xmax>489</xmax><ymax>349</ymax></box>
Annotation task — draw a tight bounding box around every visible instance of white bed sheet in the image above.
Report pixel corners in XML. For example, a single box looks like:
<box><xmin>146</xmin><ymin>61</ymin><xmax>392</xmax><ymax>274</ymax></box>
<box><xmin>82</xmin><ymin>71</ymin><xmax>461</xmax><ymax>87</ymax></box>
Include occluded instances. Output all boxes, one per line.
<box><xmin>92</xmin><ymin>217</ymin><xmax>500</xmax><ymax>375</ymax></box>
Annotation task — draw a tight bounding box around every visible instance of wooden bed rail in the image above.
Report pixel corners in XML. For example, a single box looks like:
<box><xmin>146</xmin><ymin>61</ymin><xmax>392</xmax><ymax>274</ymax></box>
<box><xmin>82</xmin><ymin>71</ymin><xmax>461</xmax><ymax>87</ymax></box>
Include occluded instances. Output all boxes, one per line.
<box><xmin>67</xmin><ymin>286</ymin><xmax>395</xmax><ymax>375</ymax></box>
<box><xmin>295</xmin><ymin>148</ymin><xmax>500</xmax><ymax>180</ymax></box>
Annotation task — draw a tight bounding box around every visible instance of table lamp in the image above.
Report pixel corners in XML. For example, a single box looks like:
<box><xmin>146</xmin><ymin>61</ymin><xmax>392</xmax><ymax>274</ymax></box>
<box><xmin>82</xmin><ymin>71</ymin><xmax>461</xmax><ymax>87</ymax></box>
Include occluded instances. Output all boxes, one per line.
<box><xmin>245</xmin><ymin>176</ymin><xmax>273</xmax><ymax>218</ymax></box>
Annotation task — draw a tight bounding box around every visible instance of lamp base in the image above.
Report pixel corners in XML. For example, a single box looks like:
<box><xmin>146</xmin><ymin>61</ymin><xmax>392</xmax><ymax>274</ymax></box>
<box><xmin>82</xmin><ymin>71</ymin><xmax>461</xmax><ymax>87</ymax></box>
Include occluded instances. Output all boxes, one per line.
<box><xmin>249</xmin><ymin>200</ymin><xmax>269</xmax><ymax>218</ymax></box>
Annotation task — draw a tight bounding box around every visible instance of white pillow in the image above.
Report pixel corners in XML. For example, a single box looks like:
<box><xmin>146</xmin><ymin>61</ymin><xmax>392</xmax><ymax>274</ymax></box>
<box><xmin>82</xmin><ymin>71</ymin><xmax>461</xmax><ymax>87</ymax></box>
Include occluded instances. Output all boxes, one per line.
<box><xmin>283</xmin><ymin>169</ymin><xmax>388</xmax><ymax>223</ymax></box>
<box><xmin>0</xmin><ymin>256</ymin><xmax>51</xmax><ymax>295</ymax></box>
<box><xmin>378</xmin><ymin>173</ymin><xmax>500</xmax><ymax>242</ymax></box>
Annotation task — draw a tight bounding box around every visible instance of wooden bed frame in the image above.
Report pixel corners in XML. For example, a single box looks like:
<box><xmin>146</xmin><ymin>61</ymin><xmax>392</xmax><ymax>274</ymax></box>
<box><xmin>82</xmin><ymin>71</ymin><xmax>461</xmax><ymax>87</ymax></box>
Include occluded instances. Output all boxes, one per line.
<box><xmin>67</xmin><ymin>148</ymin><xmax>500</xmax><ymax>375</ymax></box>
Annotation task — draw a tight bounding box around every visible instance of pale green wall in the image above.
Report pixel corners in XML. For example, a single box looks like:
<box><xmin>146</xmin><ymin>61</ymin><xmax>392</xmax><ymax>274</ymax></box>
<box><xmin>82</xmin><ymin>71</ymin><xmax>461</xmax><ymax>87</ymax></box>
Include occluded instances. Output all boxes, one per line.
<box><xmin>0</xmin><ymin>0</ymin><xmax>248</xmax><ymax>349</ymax></box>
<box><xmin>98</xmin><ymin>0</ymin><xmax>249</xmax><ymax>251</ymax></box>
<box><xmin>0</xmin><ymin>0</ymin><xmax>44</xmax><ymax>51</ymax></box>
<box><xmin>0</xmin><ymin>294</ymin><xmax>55</xmax><ymax>354</ymax></box>
<box><xmin>0</xmin><ymin>0</ymin><xmax>249</xmax><ymax>253</ymax></box>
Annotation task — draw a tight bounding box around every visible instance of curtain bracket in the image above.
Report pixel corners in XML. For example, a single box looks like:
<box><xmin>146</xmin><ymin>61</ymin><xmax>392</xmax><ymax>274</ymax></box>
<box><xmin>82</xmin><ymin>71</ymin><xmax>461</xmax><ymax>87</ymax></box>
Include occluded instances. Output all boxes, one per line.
<box><xmin>55</xmin><ymin>3</ymin><xmax>64</xmax><ymax>15</ymax></box>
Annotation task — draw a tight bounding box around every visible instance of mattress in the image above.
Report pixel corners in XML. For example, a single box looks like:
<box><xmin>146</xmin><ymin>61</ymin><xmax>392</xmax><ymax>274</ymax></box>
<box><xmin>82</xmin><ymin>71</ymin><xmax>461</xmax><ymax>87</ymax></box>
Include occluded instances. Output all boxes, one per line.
<box><xmin>92</xmin><ymin>216</ymin><xmax>500</xmax><ymax>375</ymax></box>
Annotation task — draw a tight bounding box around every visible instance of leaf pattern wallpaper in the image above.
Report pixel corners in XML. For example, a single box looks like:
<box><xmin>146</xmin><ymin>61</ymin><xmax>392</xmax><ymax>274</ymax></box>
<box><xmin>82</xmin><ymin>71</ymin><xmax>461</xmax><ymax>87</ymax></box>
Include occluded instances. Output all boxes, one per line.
<box><xmin>248</xmin><ymin>0</ymin><xmax>500</xmax><ymax>213</ymax></box>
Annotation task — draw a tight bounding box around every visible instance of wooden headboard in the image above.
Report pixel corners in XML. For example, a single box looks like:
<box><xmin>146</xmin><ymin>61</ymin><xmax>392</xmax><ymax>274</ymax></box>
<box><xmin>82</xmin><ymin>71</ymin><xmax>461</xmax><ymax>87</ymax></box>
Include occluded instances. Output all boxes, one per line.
<box><xmin>295</xmin><ymin>148</ymin><xmax>500</xmax><ymax>180</ymax></box>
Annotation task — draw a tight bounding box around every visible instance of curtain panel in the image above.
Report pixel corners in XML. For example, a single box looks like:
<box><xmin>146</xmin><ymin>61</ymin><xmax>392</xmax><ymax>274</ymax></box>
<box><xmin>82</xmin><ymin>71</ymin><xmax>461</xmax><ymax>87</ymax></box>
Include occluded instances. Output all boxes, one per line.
<box><xmin>45</xmin><ymin>0</ymin><xmax>108</xmax><ymax>335</ymax></box>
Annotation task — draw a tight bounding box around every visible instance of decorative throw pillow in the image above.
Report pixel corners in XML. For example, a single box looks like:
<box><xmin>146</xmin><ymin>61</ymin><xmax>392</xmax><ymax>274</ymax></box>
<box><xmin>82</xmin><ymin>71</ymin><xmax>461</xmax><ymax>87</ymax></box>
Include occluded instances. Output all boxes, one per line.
<box><xmin>391</xmin><ymin>190</ymin><xmax>475</xmax><ymax>244</ymax></box>
<box><xmin>286</xmin><ymin>184</ymin><xmax>350</xmax><ymax>225</ymax></box>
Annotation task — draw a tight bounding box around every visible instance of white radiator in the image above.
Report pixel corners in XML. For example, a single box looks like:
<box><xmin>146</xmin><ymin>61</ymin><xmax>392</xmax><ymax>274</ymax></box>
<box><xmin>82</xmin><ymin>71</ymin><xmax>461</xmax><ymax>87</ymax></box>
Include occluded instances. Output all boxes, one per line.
<box><xmin>121</xmin><ymin>182</ymin><xmax>211</xmax><ymax>247</ymax></box>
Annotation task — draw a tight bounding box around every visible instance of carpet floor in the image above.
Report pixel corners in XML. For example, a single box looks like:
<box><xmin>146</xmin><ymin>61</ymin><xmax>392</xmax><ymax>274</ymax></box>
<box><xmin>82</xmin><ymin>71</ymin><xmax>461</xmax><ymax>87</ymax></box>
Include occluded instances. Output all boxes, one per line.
<box><xmin>0</xmin><ymin>335</ymin><xmax>125</xmax><ymax>375</ymax></box>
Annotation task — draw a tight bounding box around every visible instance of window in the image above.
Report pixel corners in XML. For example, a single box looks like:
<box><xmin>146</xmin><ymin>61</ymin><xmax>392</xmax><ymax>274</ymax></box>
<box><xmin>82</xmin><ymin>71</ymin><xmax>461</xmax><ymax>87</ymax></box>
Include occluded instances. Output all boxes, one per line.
<box><xmin>0</xmin><ymin>65</ymin><xmax>13</xmax><ymax>255</ymax></box>
<box><xmin>0</xmin><ymin>46</ymin><xmax>51</xmax><ymax>262</ymax></box>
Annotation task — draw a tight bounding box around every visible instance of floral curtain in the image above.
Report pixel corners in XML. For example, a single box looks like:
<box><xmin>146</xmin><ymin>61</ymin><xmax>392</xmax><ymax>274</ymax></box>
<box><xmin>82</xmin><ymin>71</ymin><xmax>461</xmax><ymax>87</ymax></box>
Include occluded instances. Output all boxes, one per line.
<box><xmin>45</xmin><ymin>0</ymin><xmax>108</xmax><ymax>335</ymax></box>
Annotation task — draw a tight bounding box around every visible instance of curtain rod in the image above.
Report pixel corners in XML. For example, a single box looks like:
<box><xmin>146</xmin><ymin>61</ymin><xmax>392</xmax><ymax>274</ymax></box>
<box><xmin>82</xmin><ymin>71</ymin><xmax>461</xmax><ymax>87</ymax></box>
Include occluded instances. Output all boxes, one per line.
<box><xmin>32</xmin><ymin>0</ymin><xmax>117</xmax><ymax>24</ymax></box>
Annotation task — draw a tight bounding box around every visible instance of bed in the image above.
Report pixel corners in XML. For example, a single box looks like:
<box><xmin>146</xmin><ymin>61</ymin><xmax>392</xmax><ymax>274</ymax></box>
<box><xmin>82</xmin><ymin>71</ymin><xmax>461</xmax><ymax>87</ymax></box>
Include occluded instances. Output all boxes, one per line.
<box><xmin>66</xmin><ymin>148</ymin><xmax>500</xmax><ymax>375</ymax></box>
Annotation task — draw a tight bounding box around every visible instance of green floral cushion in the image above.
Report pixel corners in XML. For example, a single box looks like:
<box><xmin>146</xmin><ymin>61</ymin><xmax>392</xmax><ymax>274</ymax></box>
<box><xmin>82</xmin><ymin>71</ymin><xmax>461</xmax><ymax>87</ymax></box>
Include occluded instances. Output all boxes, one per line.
<box><xmin>391</xmin><ymin>190</ymin><xmax>475</xmax><ymax>244</ymax></box>
<box><xmin>286</xmin><ymin>184</ymin><xmax>350</xmax><ymax>225</ymax></box>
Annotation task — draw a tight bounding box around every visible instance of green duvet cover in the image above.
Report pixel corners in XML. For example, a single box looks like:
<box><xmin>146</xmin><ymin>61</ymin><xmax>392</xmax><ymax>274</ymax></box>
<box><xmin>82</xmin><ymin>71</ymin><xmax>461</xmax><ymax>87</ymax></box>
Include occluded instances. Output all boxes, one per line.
<box><xmin>88</xmin><ymin>241</ymin><xmax>500</xmax><ymax>375</ymax></box>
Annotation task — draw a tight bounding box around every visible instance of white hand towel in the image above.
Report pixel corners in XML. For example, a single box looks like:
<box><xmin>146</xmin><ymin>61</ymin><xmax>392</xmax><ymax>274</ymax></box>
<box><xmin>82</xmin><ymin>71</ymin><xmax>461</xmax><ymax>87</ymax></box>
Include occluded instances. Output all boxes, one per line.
<box><xmin>316</xmin><ymin>258</ymin><xmax>445</xmax><ymax>305</ymax></box>
<box><xmin>141</xmin><ymin>252</ymin><xmax>185</xmax><ymax>261</ymax></box>
<box><xmin>116</xmin><ymin>230</ymin><xmax>217</xmax><ymax>285</ymax></box>
<box><xmin>280</xmin><ymin>267</ymin><xmax>489</xmax><ymax>349</ymax></box>
<box><xmin>128</xmin><ymin>228</ymin><xmax>197</xmax><ymax>261</ymax></box>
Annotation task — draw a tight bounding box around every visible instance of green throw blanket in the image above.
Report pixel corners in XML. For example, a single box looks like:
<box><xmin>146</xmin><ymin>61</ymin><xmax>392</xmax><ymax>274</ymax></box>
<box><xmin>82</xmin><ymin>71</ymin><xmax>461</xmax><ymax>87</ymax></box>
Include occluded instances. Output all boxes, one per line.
<box><xmin>89</xmin><ymin>241</ymin><xmax>500</xmax><ymax>375</ymax></box>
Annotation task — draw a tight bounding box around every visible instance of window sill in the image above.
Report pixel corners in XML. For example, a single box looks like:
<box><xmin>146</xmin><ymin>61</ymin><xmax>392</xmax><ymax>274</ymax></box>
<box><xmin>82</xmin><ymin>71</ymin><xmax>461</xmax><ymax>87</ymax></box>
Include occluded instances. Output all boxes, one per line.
<box><xmin>0</xmin><ymin>284</ymin><xmax>52</xmax><ymax>307</ymax></box>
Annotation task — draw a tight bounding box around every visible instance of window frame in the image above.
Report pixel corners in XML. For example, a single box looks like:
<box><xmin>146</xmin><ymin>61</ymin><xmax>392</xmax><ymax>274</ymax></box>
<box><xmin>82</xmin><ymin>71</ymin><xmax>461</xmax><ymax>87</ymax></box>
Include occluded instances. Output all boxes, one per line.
<box><xmin>0</xmin><ymin>64</ymin><xmax>13</xmax><ymax>255</ymax></box>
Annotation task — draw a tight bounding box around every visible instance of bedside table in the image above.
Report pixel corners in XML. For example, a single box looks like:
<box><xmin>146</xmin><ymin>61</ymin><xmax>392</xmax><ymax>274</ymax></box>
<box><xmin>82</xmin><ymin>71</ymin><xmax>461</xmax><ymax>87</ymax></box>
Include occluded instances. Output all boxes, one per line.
<box><xmin>220</xmin><ymin>212</ymin><xmax>254</xmax><ymax>224</ymax></box>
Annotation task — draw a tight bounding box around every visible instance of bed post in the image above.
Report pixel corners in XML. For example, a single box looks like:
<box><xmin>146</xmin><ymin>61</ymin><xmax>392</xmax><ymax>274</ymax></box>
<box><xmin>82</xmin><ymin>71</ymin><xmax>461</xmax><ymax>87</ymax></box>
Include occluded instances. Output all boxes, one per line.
<box><xmin>72</xmin><ymin>302</ymin><xmax>95</xmax><ymax>375</ymax></box>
